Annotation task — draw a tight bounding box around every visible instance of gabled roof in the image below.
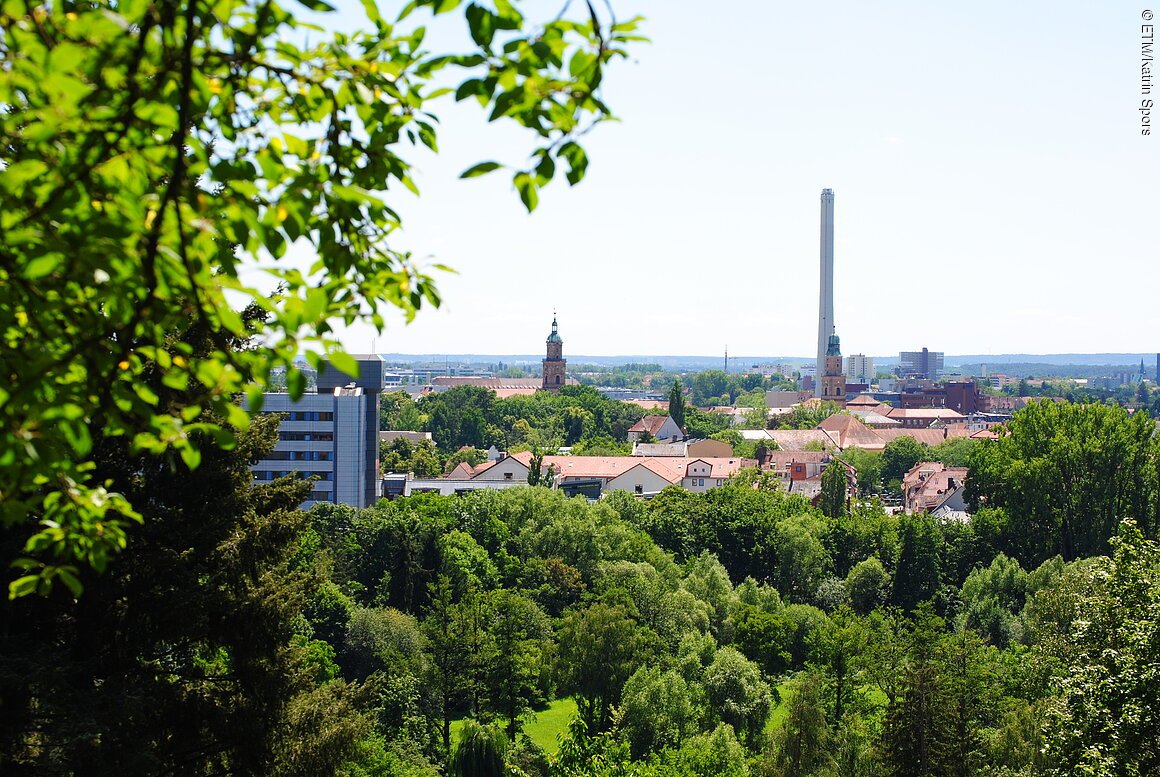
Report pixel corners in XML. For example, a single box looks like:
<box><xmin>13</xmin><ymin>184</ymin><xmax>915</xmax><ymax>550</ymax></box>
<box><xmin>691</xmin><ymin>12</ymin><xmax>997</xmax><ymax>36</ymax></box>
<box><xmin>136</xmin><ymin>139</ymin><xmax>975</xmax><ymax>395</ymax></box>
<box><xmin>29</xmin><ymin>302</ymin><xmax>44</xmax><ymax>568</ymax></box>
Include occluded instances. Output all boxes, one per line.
<box><xmin>766</xmin><ymin>429</ymin><xmax>840</xmax><ymax>451</ymax></box>
<box><xmin>628</xmin><ymin>415</ymin><xmax>677</xmax><ymax>435</ymax></box>
<box><xmin>683</xmin><ymin>458</ymin><xmax>753</xmax><ymax>479</ymax></box>
<box><xmin>447</xmin><ymin>461</ymin><xmax>476</xmax><ymax>479</ymax></box>
<box><xmin>901</xmin><ymin>462</ymin><xmax>970</xmax><ymax>513</ymax></box>
<box><xmin>817</xmin><ymin>414</ymin><xmax>887</xmax><ymax>449</ymax></box>
<box><xmin>846</xmin><ymin>394</ymin><xmax>882</xmax><ymax>409</ymax></box>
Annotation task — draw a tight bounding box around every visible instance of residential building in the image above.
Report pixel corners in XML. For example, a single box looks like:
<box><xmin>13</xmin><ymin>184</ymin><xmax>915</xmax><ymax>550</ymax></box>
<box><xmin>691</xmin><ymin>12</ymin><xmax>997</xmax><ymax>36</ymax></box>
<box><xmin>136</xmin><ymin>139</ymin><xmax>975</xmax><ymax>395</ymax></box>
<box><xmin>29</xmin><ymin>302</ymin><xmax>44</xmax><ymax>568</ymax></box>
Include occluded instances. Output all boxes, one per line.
<box><xmin>388</xmin><ymin>451</ymin><xmax>754</xmax><ymax>498</ymax></box>
<box><xmin>902</xmin><ymin>462</ymin><xmax>970</xmax><ymax>515</ymax></box>
<box><xmin>845</xmin><ymin>354</ymin><xmax>874</xmax><ymax>383</ymax></box>
<box><xmin>627</xmin><ymin>415</ymin><xmax>685</xmax><ymax>443</ymax></box>
<box><xmin>249</xmin><ymin>356</ymin><xmax>384</xmax><ymax>508</ymax></box>
<box><xmin>899</xmin><ymin>348</ymin><xmax>944</xmax><ymax>379</ymax></box>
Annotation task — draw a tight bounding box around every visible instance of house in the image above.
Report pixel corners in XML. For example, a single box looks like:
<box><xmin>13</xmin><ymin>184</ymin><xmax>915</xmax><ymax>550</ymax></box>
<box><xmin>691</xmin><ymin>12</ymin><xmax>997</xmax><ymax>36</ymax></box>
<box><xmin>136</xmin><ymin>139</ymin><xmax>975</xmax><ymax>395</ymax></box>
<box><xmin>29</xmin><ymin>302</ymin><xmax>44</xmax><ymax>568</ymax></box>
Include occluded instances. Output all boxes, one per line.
<box><xmin>884</xmin><ymin>408</ymin><xmax>967</xmax><ymax>429</ymax></box>
<box><xmin>631</xmin><ymin>438</ymin><xmax>733</xmax><ymax>458</ymax></box>
<box><xmin>627</xmin><ymin>415</ymin><xmax>685</xmax><ymax>443</ymax></box>
<box><xmin>901</xmin><ymin>462</ymin><xmax>970</xmax><ymax>515</ymax></box>
<box><xmin>383</xmin><ymin>451</ymin><xmax>756</xmax><ymax>498</ymax></box>
<box><xmin>379</xmin><ymin>430</ymin><xmax>434</xmax><ymax>445</ymax></box>
<box><xmin>681</xmin><ymin>458</ymin><xmax>755</xmax><ymax>492</ymax></box>
<box><xmin>817</xmin><ymin>414</ymin><xmax>889</xmax><ymax>450</ymax></box>
<box><xmin>766</xmin><ymin>429</ymin><xmax>840</xmax><ymax>451</ymax></box>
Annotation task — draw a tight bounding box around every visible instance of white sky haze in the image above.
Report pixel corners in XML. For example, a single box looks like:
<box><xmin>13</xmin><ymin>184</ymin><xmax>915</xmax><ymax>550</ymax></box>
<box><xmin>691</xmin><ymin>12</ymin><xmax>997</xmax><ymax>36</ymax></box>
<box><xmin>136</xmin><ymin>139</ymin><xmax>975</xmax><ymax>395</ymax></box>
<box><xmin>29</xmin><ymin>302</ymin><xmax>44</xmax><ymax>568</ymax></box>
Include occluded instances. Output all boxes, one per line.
<box><xmin>323</xmin><ymin>0</ymin><xmax>1160</xmax><ymax>358</ymax></box>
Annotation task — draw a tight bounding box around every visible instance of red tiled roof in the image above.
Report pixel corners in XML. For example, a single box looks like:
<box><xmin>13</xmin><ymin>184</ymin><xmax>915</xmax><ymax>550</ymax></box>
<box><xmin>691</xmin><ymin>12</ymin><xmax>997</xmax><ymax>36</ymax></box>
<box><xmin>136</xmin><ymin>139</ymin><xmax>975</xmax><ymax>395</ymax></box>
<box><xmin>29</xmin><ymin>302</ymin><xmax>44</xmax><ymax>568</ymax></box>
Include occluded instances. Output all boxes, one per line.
<box><xmin>902</xmin><ymin>462</ymin><xmax>970</xmax><ymax>513</ymax></box>
<box><xmin>628</xmin><ymin>416</ymin><xmax>674</xmax><ymax>434</ymax></box>
<box><xmin>767</xmin><ymin>429</ymin><xmax>840</xmax><ymax>450</ymax></box>
<box><xmin>817</xmin><ymin>414</ymin><xmax>887</xmax><ymax>449</ymax></box>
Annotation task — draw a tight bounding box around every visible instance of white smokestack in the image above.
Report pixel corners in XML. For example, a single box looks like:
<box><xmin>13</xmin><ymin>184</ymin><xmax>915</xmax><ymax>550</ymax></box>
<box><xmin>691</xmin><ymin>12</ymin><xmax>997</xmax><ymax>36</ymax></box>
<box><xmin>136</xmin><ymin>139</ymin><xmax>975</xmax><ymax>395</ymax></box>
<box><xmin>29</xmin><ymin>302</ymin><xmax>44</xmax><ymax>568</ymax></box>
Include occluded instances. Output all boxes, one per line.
<box><xmin>816</xmin><ymin>188</ymin><xmax>835</xmax><ymax>398</ymax></box>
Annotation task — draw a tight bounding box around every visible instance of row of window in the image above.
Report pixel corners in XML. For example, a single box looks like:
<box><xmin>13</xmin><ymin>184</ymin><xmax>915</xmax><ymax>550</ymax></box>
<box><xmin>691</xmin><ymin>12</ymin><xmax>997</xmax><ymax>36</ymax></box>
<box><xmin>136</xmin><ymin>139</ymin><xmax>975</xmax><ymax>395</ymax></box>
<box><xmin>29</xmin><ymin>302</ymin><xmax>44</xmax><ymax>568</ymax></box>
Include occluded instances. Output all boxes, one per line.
<box><xmin>287</xmin><ymin>411</ymin><xmax>333</xmax><ymax>421</ymax></box>
<box><xmin>264</xmin><ymin>450</ymin><xmax>333</xmax><ymax>461</ymax></box>
<box><xmin>280</xmin><ymin>432</ymin><xmax>334</xmax><ymax>442</ymax></box>
<box><xmin>254</xmin><ymin>470</ymin><xmax>333</xmax><ymax>481</ymax></box>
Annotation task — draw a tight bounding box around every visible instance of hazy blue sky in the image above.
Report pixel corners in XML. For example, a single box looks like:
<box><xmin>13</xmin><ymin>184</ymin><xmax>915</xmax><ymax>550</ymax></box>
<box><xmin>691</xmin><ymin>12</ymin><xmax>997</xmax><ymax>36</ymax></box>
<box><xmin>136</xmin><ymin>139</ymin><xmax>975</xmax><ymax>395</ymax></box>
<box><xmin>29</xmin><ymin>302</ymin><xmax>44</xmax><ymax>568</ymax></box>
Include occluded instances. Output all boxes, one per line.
<box><xmin>314</xmin><ymin>0</ymin><xmax>1159</xmax><ymax>357</ymax></box>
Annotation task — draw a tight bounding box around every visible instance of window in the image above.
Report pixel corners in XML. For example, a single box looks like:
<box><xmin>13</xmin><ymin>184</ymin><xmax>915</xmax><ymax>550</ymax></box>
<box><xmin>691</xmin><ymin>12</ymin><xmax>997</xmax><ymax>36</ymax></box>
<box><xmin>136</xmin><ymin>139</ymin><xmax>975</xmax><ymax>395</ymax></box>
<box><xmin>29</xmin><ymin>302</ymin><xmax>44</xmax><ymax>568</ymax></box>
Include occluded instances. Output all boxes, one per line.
<box><xmin>634</xmin><ymin>484</ymin><xmax>643</xmax><ymax>494</ymax></box>
<box><xmin>504</xmin><ymin>472</ymin><xmax>513</xmax><ymax>480</ymax></box>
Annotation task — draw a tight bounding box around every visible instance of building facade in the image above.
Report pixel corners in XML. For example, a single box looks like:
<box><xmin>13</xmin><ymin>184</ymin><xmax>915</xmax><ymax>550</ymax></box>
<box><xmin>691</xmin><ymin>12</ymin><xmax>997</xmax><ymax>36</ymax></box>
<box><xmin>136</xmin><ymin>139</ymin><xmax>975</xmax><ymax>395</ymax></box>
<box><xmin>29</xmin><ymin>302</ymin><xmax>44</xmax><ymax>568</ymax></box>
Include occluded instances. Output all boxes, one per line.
<box><xmin>899</xmin><ymin>348</ymin><xmax>944</xmax><ymax>379</ymax></box>
<box><xmin>249</xmin><ymin>356</ymin><xmax>384</xmax><ymax>509</ymax></box>
<box><xmin>845</xmin><ymin>354</ymin><xmax>874</xmax><ymax>383</ymax></box>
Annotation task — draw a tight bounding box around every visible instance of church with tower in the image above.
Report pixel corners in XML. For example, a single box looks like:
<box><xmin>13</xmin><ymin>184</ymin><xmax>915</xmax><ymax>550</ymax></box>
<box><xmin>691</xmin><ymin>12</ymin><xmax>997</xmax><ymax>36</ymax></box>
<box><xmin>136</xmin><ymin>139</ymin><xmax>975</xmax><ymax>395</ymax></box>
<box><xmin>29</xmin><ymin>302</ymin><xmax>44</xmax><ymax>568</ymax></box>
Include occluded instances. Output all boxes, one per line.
<box><xmin>820</xmin><ymin>329</ymin><xmax>847</xmax><ymax>406</ymax></box>
<box><xmin>542</xmin><ymin>314</ymin><xmax>567</xmax><ymax>391</ymax></box>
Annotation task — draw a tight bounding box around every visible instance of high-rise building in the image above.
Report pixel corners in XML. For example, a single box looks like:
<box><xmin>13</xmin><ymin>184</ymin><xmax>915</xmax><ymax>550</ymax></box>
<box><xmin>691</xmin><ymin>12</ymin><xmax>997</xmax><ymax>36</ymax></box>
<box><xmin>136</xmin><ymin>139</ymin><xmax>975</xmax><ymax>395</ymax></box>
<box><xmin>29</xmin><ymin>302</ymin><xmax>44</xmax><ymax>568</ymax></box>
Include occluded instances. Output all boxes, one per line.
<box><xmin>248</xmin><ymin>356</ymin><xmax>384</xmax><ymax>508</ymax></box>
<box><xmin>899</xmin><ymin>348</ymin><xmax>944</xmax><ymax>379</ymax></box>
<box><xmin>816</xmin><ymin>188</ymin><xmax>835</xmax><ymax>398</ymax></box>
<box><xmin>845</xmin><ymin>354</ymin><xmax>874</xmax><ymax>383</ymax></box>
<box><xmin>542</xmin><ymin>314</ymin><xmax>567</xmax><ymax>391</ymax></box>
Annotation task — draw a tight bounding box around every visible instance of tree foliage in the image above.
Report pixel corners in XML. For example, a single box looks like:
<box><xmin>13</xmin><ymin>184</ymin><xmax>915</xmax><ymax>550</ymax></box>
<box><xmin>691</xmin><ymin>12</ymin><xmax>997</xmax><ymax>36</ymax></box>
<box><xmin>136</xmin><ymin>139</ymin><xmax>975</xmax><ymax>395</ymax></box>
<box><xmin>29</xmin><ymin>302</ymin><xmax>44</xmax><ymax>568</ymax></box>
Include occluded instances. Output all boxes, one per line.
<box><xmin>0</xmin><ymin>0</ymin><xmax>642</xmax><ymax>595</ymax></box>
<box><xmin>966</xmin><ymin>402</ymin><xmax>1159</xmax><ymax>564</ymax></box>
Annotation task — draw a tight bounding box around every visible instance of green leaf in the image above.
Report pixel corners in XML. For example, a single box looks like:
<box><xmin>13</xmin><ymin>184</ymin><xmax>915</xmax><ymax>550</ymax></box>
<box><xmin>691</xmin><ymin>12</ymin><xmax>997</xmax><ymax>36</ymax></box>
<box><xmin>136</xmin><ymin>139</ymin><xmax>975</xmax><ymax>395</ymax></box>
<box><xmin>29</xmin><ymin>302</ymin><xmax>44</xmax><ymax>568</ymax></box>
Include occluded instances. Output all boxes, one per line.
<box><xmin>8</xmin><ymin>574</ymin><xmax>39</xmax><ymax>600</ymax></box>
<box><xmin>2</xmin><ymin>159</ymin><xmax>49</xmax><ymax>189</ymax></box>
<box><xmin>179</xmin><ymin>442</ymin><xmax>202</xmax><ymax>471</ymax></box>
<box><xmin>559</xmin><ymin>142</ymin><xmax>589</xmax><ymax>185</ymax></box>
<box><xmin>23</xmin><ymin>254</ymin><xmax>62</xmax><ymax>280</ymax></box>
<box><xmin>297</xmin><ymin>0</ymin><xmax>335</xmax><ymax>10</ymax></box>
<box><xmin>360</xmin><ymin>0</ymin><xmax>382</xmax><ymax>24</ymax></box>
<box><xmin>514</xmin><ymin>172</ymin><xmax>538</xmax><ymax>212</ymax></box>
<box><xmin>460</xmin><ymin>161</ymin><xmax>502</xmax><ymax>179</ymax></box>
<box><xmin>465</xmin><ymin>3</ymin><xmax>496</xmax><ymax>48</ymax></box>
<box><xmin>328</xmin><ymin>349</ymin><xmax>359</xmax><ymax>378</ymax></box>
<box><xmin>57</xmin><ymin>567</ymin><xmax>84</xmax><ymax>598</ymax></box>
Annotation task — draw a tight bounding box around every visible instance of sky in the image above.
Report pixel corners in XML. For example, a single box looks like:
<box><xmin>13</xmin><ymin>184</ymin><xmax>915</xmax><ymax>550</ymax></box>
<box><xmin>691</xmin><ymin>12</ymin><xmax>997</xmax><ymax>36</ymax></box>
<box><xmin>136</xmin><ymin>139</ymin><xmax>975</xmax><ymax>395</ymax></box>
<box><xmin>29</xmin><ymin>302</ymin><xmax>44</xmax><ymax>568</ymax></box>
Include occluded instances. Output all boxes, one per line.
<box><xmin>312</xmin><ymin>0</ymin><xmax>1160</xmax><ymax>358</ymax></box>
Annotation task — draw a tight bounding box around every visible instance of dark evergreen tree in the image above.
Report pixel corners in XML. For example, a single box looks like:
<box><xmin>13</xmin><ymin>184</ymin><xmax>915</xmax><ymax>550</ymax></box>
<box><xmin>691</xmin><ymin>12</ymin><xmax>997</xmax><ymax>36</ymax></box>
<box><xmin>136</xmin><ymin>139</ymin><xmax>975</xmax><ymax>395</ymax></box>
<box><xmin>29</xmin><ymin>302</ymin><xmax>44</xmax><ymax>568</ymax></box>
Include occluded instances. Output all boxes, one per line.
<box><xmin>0</xmin><ymin>314</ymin><xmax>369</xmax><ymax>775</ymax></box>
<box><xmin>820</xmin><ymin>460</ymin><xmax>849</xmax><ymax>519</ymax></box>
<box><xmin>669</xmin><ymin>380</ymin><xmax>687</xmax><ymax>431</ymax></box>
<box><xmin>880</xmin><ymin>608</ymin><xmax>954</xmax><ymax>777</ymax></box>
<box><xmin>892</xmin><ymin>515</ymin><xmax>943</xmax><ymax>612</ymax></box>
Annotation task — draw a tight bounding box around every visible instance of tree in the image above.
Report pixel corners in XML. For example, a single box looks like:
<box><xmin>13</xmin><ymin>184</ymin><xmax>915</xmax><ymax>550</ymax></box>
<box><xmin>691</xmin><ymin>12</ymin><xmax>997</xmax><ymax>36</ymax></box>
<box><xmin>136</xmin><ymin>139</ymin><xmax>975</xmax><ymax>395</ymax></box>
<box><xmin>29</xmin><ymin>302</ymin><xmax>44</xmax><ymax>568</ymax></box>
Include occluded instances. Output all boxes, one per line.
<box><xmin>1</xmin><ymin>0</ymin><xmax>643</xmax><ymax>594</ymax></box>
<box><xmin>965</xmin><ymin>401</ymin><xmax>1158</xmax><ymax>565</ymax></box>
<box><xmin>618</xmin><ymin>667</ymin><xmax>697</xmax><ymax>758</ymax></box>
<box><xmin>0</xmin><ymin>399</ymin><xmax>370</xmax><ymax>772</ymax></box>
<box><xmin>526</xmin><ymin>448</ymin><xmax>557</xmax><ymax>488</ymax></box>
<box><xmin>702</xmin><ymin>646</ymin><xmax>773</xmax><ymax>744</ymax></box>
<box><xmin>451</xmin><ymin>720</ymin><xmax>507</xmax><ymax>777</ymax></box>
<box><xmin>892</xmin><ymin>515</ymin><xmax>943</xmax><ymax>613</ymax></box>
<box><xmin>557</xmin><ymin>603</ymin><xmax>647</xmax><ymax>732</ymax></box>
<box><xmin>765</xmin><ymin>673</ymin><xmax>834</xmax><ymax>777</ymax></box>
<box><xmin>422</xmin><ymin>577</ymin><xmax>476</xmax><ymax>753</ymax></box>
<box><xmin>481</xmin><ymin>589</ymin><xmax>550</xmax><ymax>739</ymax></box>
<box><xmin>669</xmin><ymin>380</ymin><xmax>688</xmax><ymax>430</ymax></box>
<box><xmin>1045</xmin><ymin>521</ymin><xmax>1160</xmax><ymax>775</ymax></box>
<box><xmin>881</xmin><ymin>436</ymin><xmax>928</xmax><ymax>486</ymax></box>
<box><xmin>879</xmin><ymin>607</ymin><xmax>954</xmax><ymax>777</ymax></box>
<box><xmin>820</xmin><ymin>461</ymin><xmax>849</xmax><ymax>519</ymax></box>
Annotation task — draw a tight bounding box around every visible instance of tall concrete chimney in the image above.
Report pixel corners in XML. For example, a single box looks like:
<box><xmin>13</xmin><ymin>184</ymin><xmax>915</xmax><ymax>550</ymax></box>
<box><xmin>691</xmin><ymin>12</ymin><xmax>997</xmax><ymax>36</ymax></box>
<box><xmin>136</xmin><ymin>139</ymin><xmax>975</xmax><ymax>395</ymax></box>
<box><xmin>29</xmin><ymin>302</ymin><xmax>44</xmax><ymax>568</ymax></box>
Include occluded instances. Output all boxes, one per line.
<box><xmin>816</xmin><ymin>188</ymin><xmax>835</xmax><ymax>398</ymax></box>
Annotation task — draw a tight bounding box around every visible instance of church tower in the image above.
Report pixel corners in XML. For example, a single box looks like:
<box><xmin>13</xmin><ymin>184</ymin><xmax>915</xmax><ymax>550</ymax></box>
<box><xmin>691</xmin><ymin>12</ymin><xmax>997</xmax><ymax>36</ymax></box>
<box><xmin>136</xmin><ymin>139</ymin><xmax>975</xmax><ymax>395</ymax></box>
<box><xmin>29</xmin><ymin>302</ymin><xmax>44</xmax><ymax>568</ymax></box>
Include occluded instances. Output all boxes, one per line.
<box><xmin>542</xmin><ymin>314</ymin><xmax>566</xmax><ymax>391</ymax></box>
<box><xmin>821</xmin><ymin>329</ymin><xmax>847</xmax><ymax>406</ymax></box>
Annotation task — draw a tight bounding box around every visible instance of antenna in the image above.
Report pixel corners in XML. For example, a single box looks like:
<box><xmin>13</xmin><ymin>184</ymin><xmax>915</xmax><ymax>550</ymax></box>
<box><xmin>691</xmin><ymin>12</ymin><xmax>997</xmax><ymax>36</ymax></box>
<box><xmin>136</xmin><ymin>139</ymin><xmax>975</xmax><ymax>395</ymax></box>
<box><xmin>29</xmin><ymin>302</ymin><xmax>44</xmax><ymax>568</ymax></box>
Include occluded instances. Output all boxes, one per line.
<box><xmin>724</xmin><ymin>345</ymin><xmax>728</xmax><ymax>373</ymax></box>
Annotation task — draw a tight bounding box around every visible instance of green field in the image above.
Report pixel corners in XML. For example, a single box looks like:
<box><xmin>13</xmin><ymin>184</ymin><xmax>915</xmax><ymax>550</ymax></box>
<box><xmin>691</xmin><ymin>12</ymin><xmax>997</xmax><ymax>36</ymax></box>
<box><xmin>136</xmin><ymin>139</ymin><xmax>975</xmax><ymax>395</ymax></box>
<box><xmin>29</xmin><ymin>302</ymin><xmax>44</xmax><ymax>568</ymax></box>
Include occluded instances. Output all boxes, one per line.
<box><xmin>449</xmin><ymin>697</ymin><xmax>579</xmax><ymax>755</ymax></box>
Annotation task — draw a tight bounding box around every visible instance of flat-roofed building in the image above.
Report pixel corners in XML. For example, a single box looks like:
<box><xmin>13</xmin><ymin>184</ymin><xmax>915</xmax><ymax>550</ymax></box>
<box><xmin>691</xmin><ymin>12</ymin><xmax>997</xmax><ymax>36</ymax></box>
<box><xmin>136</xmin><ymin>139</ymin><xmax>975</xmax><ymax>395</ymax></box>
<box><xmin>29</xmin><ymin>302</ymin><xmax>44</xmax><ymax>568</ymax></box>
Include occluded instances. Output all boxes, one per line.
<box><xmin>249</xmin><ymin>356</ymin><xmax>384</xmax><ymax>508</ymax></box>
